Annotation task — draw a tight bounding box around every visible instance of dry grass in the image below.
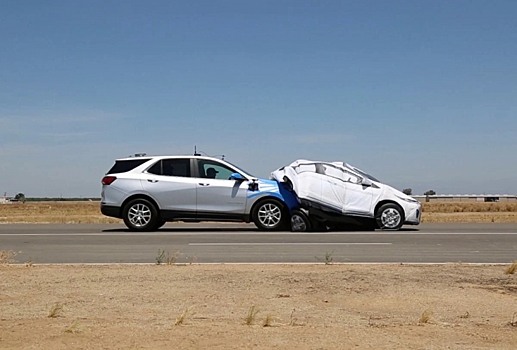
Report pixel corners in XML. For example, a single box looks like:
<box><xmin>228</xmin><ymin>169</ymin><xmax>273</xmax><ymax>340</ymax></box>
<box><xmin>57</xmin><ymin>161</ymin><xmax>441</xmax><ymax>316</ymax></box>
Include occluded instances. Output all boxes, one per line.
<box><xmin>64</xmin><ymin>321</ymin><xmax>81</xmax><ymax>334</ymax></box>
<box><xmin>419</xmin><ymin>309</ymin><xmax>434</xmax><ymax>324</ymax></box>
<box><xmin>0</xmin><ymin>250</ymin><xmax>17</xmax><ymax>264</ymax></box>
<box><xmin>48</xmin><ymin>303</ymin><xmax>64</xmax><ymax>318</ymax></box>
<box><xmin>421</xmin><ymin>212</ymin><xmax>517</xmax><ymax>223</ymax></box>
<box><xmin>1</xmin><ymin>201</ymin><xmax>517</xmax><ymax>224</ymax></box>
<box><xmin>422</xmin><ymin>202</ymin><xmax>517</xmax><ymax>213</ymax></box>
<box><xmin>420</xmin><ymin>202</ymin><xmax>517</xmax><ymax>223</ymax></box>
<box><xmin>504</xmin><ymin>260</ymin><xmax>517</xmax><ymax>275</ymax></box>
<box><xmin>0</xmin><ymin>202</ymin><xmax>120</xmax><ymax>224</ymax></box>
<box><xmin>246</xmin><ymin>305</ymin><xmax>259</xmax><ymax>326</ymax></box>
<box><xmin>510</xmin><ymin>312</ymin><xmax>517</xmax><ymax>327</ymax></box>
<box><xmin>262</xmin><ymin>314</ymin><xmax>274</xmax><ymax>327</ymax></box>
<box><xmin>175</xmin><ymin>307</ymin><xmax>190</xmax><ymax>326</ymax></box>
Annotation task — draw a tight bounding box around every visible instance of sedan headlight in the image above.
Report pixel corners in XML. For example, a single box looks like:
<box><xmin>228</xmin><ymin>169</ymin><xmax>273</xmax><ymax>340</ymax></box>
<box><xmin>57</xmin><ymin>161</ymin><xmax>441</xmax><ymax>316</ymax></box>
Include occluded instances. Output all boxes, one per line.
<box><xmin>395</xmin><ymin>195</ymin><xmax>419</xmax><ymax>204</ymax></box>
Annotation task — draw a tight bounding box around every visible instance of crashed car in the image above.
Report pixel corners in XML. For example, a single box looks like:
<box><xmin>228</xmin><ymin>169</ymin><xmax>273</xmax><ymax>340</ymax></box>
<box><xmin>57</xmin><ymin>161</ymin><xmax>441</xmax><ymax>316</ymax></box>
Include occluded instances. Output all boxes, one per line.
<box><xmin>271</xmin><ymin>160</ymin><xmax>421</xmax><ymax>231</ymax></box>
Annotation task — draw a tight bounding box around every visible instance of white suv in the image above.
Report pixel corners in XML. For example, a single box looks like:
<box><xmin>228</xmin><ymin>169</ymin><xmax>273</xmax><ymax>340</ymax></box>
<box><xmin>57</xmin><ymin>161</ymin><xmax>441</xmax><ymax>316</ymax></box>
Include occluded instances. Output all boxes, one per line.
<box><xmin>100</xmin><ymin>154</ymin><xmax>298</xmax><ymax>231</ymax></box>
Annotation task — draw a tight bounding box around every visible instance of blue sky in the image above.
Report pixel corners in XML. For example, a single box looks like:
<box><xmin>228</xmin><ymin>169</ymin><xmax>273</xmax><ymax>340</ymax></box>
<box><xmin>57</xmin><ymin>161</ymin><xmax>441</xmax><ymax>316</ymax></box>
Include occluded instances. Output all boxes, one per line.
<box><xmin>1</xmin><ymin>0</ymin><xmax>516</xmax><ymax>197</ymax></box>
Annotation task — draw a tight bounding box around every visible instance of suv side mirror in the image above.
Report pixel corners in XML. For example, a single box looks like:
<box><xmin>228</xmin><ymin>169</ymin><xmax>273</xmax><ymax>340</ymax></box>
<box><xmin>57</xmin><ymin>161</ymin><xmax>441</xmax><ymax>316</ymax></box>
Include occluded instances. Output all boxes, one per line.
<box><xmin>230</xmin><ymin>173</ymin><xmax>245</xmax><ymax>181</ymax></box>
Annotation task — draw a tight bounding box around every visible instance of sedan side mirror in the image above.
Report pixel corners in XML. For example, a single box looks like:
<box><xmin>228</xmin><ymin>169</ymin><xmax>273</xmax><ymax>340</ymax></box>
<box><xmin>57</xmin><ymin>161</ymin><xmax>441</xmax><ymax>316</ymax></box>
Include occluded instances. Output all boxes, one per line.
<box><xmin>361</xmin><ymin>178</ymin><xmax>372</xmax><ymax>187</ymax></box>
<box><xmin>230</xmin><ymin>173</ymin><xmax>245</xmax><ymax>181</ymax></box>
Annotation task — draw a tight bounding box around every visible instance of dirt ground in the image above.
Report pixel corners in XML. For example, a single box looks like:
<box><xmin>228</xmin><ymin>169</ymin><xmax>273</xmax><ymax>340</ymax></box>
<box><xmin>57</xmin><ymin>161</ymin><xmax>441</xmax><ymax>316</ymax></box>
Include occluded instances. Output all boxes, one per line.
<box><xmin>1</xmin><ymin>264</ymin><xmax>517</xmax><ymax>349</ymax></box>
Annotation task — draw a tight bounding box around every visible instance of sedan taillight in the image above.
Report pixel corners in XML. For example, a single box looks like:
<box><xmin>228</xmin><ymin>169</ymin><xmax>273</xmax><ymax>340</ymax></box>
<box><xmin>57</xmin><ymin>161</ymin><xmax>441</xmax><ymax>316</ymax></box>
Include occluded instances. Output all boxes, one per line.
<box><xmin>102</xmin><ymin>176</ymin><xmax>117</xmax><ymax>185</ymax></box>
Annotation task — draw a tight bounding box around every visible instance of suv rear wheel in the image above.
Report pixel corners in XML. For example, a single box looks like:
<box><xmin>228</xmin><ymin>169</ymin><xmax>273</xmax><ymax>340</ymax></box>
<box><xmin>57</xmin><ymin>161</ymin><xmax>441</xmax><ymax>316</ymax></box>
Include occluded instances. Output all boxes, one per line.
<box><xmin>123</xmin><ymin>198</ymin><xmax>159</xmax><ymax>231</ymax></box>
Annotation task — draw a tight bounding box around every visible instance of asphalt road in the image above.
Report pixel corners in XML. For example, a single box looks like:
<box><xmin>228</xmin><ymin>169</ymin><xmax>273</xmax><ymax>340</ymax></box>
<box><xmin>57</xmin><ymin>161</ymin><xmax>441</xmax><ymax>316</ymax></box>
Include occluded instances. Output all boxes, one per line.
<box><xmin>1</xmin><ymin>223</ymin><xmax>516</xmax><ymax>264</ymax></box>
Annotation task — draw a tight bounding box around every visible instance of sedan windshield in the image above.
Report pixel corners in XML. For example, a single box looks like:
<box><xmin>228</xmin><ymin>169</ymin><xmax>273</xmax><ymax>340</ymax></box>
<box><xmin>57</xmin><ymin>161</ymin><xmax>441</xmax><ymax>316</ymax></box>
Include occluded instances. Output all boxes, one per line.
<box><xmin>346</xmin><ymin>164</ymin><xmax>380</xmax><ymax>182</ymax></box>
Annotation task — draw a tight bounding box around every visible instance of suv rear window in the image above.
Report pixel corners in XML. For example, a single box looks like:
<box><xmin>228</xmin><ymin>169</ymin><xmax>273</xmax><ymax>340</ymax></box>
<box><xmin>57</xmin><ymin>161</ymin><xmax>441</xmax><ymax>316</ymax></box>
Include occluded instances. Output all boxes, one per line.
<box><xmin>106</xmin><ymin>159</ymin><xmax>149</xmax><ymax>174</ymax></box>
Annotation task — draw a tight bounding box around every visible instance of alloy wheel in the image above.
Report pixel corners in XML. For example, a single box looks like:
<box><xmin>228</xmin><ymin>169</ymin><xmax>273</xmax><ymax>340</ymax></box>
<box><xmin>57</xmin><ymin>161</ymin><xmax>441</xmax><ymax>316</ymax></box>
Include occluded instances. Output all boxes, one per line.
<box><xmin>128</xmin><ymin>203</ymin><xmax>152</xmax><ymax>227</ymax></box>
<box><xmin>257</xmin><ymin>203</ymin><xmax>282</xmax><ymax>228</ymax></box>
<box><xmin>380</xmin><ymin>208</ymin><xmax>401</xmax><ymax>229</ymax></box>
<box><xmin>291</xmin><ymin>214</ymin><xmax>307</xmax><ymax>231</ymax></box>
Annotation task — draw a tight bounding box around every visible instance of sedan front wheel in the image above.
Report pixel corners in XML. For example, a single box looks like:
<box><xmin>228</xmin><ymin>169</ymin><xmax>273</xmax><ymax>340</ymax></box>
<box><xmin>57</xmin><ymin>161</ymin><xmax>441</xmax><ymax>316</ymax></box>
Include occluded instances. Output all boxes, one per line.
<box><xmin>375</xmin><ymin>203</ymin><xmax>404</xmax><ymax>230</ymax></box>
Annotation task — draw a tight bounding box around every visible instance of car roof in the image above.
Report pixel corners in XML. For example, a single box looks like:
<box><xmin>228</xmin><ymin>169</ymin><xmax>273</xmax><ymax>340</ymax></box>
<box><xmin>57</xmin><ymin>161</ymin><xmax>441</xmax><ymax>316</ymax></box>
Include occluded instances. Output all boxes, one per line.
<box><xmin>115</xmin><ymin>155</ymin><xmax>222</xmax><ymax>162</ymax></box>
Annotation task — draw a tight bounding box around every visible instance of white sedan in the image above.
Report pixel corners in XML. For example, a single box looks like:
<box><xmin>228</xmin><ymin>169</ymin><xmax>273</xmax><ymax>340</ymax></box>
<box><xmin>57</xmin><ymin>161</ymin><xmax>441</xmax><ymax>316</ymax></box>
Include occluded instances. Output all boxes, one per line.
<box><xmin>270</xmin><ymin>160</ymin><xmax>421</xmax><ymax>231</ymax></box>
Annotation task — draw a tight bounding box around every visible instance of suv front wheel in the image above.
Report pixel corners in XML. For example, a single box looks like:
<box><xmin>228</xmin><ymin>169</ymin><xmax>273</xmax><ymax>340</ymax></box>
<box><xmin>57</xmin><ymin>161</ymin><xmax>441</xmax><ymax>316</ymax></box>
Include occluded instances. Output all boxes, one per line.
<box><xmin>253</xmin><ymin>199</ymin><xmax>286</xmax><ymax>231</ymax></box>
<box><xmin>123</xmin><ymin>198</ymin><xmax>159</xmax><ymax>231</ymax></box>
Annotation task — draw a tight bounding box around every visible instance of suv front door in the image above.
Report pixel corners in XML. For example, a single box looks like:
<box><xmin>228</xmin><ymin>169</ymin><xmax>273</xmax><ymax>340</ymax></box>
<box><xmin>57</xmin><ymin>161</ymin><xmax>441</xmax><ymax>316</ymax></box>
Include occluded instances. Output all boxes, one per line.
<box><xmin>194</xmin><ymin>159</ymin><xmax>249</xmax><ymax>219</ymax></box>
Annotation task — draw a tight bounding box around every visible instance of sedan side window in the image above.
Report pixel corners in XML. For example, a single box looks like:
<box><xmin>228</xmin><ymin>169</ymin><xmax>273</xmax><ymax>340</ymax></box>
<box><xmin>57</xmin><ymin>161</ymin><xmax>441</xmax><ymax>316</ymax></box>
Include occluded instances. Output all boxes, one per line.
<box><xmin>343</xmin><ymin>171</ymin><xmax>360</xmax><ymax>184</ymax></box>
<box><xmin>294</xmin><ymin>164</ymin><xmax>316</xmax><ymax>174</ymax></box>
<box><xmin>147</xmin><ymin>159</ymin><xmax>191</xmax><ymax>177</ymax></box>
<box><xmin>198</xmin><ymin>160</ymin><xmax>235</xmax><ymax>180</ymax></box>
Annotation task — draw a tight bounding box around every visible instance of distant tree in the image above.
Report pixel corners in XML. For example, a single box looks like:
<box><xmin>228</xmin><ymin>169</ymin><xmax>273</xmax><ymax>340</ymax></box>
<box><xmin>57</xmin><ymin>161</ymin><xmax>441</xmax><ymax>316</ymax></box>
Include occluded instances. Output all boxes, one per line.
<box><xmin>14</xmin><ymin>193</ymin><xmax>26</xmax><ymax>203</ymax></box>
<box><xmin>424</xmin><ymin>190</ymin><xmax>436</xmax><ymax>196</ymax></box>
<box><xmin>402</xmin><ymin>188</ymin><xmax>413</xmax><ymax>195</ymax></box>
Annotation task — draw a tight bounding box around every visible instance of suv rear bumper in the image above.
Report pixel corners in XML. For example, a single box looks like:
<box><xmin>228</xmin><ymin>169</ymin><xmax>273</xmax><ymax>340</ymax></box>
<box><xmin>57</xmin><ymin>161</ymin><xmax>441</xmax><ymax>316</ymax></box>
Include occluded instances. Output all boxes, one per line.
<box><xmin>100</xmin><ymin>204</ymin><xmax>122</xmax><ymax>219</ymax></box>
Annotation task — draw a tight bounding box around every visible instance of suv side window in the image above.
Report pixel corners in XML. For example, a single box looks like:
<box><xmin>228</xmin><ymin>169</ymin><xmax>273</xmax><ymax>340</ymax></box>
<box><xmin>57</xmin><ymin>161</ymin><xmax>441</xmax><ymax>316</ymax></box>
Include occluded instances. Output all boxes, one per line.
<box><xmin>147</xmin><ymin>159</ymin><xmax>191</xmax><ymax>177</ymax></box>
<box><xmin>107</xmin><ymin>159</ymin><xmax>150</xmax><ymax>174</ymax></box>
<box><xmin>197</xmin><ymin>160</ymin><xmax>235</xmax><ymax>180</ymax></box>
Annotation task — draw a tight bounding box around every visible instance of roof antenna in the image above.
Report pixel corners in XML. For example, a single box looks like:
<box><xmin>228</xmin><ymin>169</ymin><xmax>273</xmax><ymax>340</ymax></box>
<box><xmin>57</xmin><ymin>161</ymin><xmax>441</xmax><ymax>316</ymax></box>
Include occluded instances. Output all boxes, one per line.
<box><xmin>194</xmin><ymin>145</ymin><xmax>201</xmax><ymax>156</ymax></box>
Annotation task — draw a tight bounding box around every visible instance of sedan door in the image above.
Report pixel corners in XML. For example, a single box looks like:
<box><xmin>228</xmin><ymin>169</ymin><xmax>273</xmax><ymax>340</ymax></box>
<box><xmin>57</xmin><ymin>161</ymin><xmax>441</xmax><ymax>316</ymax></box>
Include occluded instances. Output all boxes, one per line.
<box><xmin>343</xmin><ymin>173</ymin><xmax>375</xmax><ymax>217</ymax></box>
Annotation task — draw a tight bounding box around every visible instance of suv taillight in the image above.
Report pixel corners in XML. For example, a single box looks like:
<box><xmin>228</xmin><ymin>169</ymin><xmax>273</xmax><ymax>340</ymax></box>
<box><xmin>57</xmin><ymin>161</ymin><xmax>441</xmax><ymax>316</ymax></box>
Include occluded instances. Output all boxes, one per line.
<box><xmin>102</xmin><ymin>176</ymin><xmax>117</xmax><ymax>185</ymax></box>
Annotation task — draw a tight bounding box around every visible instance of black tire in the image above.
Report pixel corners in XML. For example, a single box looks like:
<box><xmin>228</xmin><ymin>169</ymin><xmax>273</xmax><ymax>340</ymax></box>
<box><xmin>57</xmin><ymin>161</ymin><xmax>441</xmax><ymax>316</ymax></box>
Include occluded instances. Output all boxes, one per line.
<box><xmin>375</xmin><ymin>203</ymin><xmax>404</xmax><ymax>230</ymax></box>
<box><xmin>252</xmin><ymin>199</ymin><xmax>286</xmax><ymax>231</ymax></box>
<box><xmin>123</xmin><ymin>198</ymin><xmax>159</xmax><ymax>232</ymax></box>
<box><xmin>290</xmin><ymin>209</ymin><xmax>311</xmax><ymax>232</ymax></box>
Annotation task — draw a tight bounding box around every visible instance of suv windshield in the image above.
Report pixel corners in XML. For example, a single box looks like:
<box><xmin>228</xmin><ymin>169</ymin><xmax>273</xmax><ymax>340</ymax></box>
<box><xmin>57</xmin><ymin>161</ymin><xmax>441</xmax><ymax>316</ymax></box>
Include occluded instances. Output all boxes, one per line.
<box><xmin>224</xmin><ymin>160</ymin><xmax>255</xmax><ymax>178</ymax></box>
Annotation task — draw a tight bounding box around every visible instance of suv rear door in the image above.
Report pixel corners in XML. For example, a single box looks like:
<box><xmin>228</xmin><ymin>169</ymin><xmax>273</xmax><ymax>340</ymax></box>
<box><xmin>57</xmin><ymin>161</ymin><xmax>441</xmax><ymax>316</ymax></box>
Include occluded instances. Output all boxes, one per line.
<box><xmin>140</xmin><ymin>158</ymin><xmax>197</xmax><ymax>213</ymax></box>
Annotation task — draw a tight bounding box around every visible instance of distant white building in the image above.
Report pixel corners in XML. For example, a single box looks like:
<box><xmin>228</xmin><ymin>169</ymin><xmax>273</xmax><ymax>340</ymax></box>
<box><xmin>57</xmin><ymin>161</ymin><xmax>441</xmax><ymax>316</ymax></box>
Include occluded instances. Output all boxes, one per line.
<box><xmin>0</xmin><ymin>196</ymin><xmax>12</xmax><ymax>204</ymax></box>
<box><xmin>413</xmin><ymin>194</ymin><xmax>517</xmax><ymax>203</ymax></box>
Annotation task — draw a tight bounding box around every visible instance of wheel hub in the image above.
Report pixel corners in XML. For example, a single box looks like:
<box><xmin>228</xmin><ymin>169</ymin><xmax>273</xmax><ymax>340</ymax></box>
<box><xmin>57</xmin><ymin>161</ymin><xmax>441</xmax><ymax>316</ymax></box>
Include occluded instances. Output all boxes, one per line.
<box><xmin>258</xmin><ymin>203</ymin><xmax>281</xmax><ymax>227</ymax></box>
<box><xmin>128</xmin><ymin>204</ymin><xmax>151</xmax><ymax>227</ymax></box>
<box><xmin>381</xmin><ymin>208</ymin><xmax>401</xmax><ymax>228</ymax></box>
<box><xmin>291</xmin><ymin>215</ymin><xmax>306</xmax><ymax>231</ymax></box>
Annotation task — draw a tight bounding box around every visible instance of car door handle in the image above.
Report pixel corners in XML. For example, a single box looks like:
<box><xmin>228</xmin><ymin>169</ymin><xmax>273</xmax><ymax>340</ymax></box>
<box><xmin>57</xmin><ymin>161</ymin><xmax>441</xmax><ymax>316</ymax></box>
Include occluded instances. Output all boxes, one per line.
<box><xmin>147</xmin><ymin>179</ymin><xmax>159</xmax><ymax>183</ymax></box>
<box><xmin>199</xmin><ymin>183</ymin><xmax>210</xmax><ymax>186</ymax></box>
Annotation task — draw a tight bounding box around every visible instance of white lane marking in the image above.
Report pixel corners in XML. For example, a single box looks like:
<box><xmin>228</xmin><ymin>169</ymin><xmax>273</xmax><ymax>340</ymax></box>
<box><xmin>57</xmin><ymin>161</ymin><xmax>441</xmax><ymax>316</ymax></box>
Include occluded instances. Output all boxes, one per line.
<box><xmin>189</xmin><ymin>242</ymin><xmax>391</xmax><ymax>246</ymax></box>
<box><xmin>1</xmin><ymin>232</ymin><xmax>517</xmax><ymax>236</ymax></box>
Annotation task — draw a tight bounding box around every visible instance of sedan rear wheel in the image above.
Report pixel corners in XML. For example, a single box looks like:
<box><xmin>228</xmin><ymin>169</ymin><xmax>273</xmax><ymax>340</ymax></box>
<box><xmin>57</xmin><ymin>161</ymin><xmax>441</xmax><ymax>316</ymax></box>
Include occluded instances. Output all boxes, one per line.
<box><xmin>290</xmin><ymin>209</ymin><xmax>311</xmax><ymax>232</ymax></box>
